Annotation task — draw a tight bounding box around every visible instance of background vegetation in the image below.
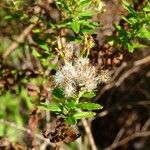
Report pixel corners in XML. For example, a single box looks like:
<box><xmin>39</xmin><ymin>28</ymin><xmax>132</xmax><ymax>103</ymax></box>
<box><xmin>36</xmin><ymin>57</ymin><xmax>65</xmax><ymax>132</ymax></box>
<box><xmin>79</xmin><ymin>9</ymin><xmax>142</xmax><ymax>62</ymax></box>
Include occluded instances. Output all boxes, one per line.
<box><xmin>0</xmin><ymin>0</ymin><xmax>150</xmax><ymax>150</ymax></box>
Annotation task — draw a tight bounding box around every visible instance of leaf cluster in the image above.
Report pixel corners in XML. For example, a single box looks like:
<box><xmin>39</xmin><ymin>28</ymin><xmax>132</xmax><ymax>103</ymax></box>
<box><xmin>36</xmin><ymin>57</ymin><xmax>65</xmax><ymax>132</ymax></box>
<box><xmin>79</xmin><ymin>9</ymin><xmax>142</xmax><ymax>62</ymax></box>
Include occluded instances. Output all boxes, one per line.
<box><xmin>109</xmin><ymin>0</ymin><xmax>150</xmax><ymax>52</ymax></box>
<box><xmin>39</xmin><ymin>88</ymin><xmax>103</xmax><ymax>124</ymax></box>
<box><xmin>54</xmin><ymin>0</ymin><xmax>99</xmax><ymax>36</ymax></box>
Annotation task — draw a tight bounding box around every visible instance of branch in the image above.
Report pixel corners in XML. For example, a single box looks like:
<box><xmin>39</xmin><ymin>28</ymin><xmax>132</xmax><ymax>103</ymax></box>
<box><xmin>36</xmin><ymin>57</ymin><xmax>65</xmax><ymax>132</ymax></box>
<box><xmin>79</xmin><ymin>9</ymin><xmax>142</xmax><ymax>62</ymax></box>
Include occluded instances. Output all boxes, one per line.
<box><xmin>104</xmin><ymin>130</ymin><xmax>150</xmax><ymax>150</ymax></box>
<box><xmin>104</xmin><ymin>118</ymin><xmax>150</xmax><ymax>150</ymax></box>
<box><xmin>94</xmin><ymin>55</ymin><xmax>150</xmax><ymax>101</ymax></box>
<box><xmin>96</xmin><ymin>100</ymin><xmax>150</xmax><ymax>118</ymax></box>
<box><xmin>82</xmin><ymin>119</ymin><xmax>97</xmax><ymax>150</ymax></box>
<box><xmin>2</xmin><ymin>23</ymin><xmax>36</xmax><ymax>59</ymax></box>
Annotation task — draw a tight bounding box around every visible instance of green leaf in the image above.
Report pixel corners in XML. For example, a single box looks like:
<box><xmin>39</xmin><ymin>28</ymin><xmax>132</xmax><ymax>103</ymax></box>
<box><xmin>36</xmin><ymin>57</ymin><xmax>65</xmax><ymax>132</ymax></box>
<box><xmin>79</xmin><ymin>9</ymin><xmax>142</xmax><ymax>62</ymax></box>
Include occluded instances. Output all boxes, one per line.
<box><xmin>32</xmin><ymin>28</ymin><xmax>42</xmax><ymax>33</ymax></box>
<box><xmin>4</xmin><ymin>14</ymin><xmax>21</xmax><ymax>20</ymax></box>
<box><xmin>143</xmin><ymin>5</ymin><xmax>150</xmax><ymax>12</ymax></box>
<box><xmin>128</xmin><ymin>17</ymin><xmax>138</xmax><ymax>24</ymax></box>
<box><xmin>81</xmin><ymin>92</ymin><xmax>96</xmax><ymax>98</ymax></box>
<box><xmin>49</xmin><ymin>64</ymin><xmax>57</xmax><ymax>70</ymax></box>
<box><xmin>62</xmin><ymin>106</ymin><xmax>69</xmax><ymax>115</ymax></box>
<box><xmin>122</xmin><ymin>0</ymin><xmax>130</xmax><ymax>7</ymax></box>
<box><xmin>77</xmin><ymin>102</ymin><xmax>103</xmax><ymax>110</ymax></box>
<box><xmin>41</xmin><ymin>58</ymin><xmax>49</xmax><ymax>67</ymax></box>
<box><xmin>122</xmin><ymin>16</ymin><xmax>137</xmax><ymax>25</ymax></box>
<box><xmin>81</xmin><ymin>28</ymin><xmax>96</xmax><ymax>34</ymax></box>
<box><xmin>137</xmin><ymin>28</ymin><xmax>150</xmax><ymax>39</ymax></box>
<box><xmin>122</xmin><ymin>16</ymin><xmax>132</xmax><ymax>24</ymax></box>
<box><xmin>126</xmin><ymin>42</ymin><xmax>134</xmax><ymax>53</ymax></box>
<box><xmin>32</xmin><ymin>37</ymin><xmax>49</xmax><ymax>51</ymax></box>
<box><xmin>66</xmin><ymin>100</ymin><xmax>76</xmax><ymax>110</ymax></box>
<box><xmin>123</xmin><ymin>1</ymin><xmax>137</xmax><ymax>15</ymax></box>
<box><xmin>80</xmin><ymin>0</ymin><xmax>91</xmax><ymax>7</ymax></box>
<box><xmin>39</xmin><ymin>43</ymin><xmax>49</xmax><ymax>51</ymax></box>
<box><xmin>66</xmin><ymin>116</ymin><xmax>77</xmax><ymax>124</ymax></box>
<box><xmin>52</xmin><ymin>88</ymin><xmax>64</xmax><ymax>99</ymax></box>
<box><xmin>80</xmin><ymin>20</ymin><xmax>99</xmax><ymax>29</ymax></box>
<box><xmin>32</xmin><ymin>49</ymin><xmax>41</xmax><ymax>57</ymax></box>
<box><xmin>4</xmin><ymin>15</ymin><xmax>14</xmax><ymax>20</ymax></box>
<box><xmin>71</xmin><ymin>21</ymin><xmax>80</xmax><ymax>33</ymax></box>
<box><xmin>73</xmin><ymin>111</ymin><xmax>96</xmax><ymax>119</ymax></box>
<box><xmin>115</xmin><ymin>24</ymin><xmax>122</xmax><ymax>31</ymax></box>
<box><xmin>39</xmin><ymin>102</ymin><xmax>61</xmax><ymax>112</ymax></box>
<box><xmin>78</xmin><ymin>12</ymin><xmax>94</xmax><ymax>18</ymax></box>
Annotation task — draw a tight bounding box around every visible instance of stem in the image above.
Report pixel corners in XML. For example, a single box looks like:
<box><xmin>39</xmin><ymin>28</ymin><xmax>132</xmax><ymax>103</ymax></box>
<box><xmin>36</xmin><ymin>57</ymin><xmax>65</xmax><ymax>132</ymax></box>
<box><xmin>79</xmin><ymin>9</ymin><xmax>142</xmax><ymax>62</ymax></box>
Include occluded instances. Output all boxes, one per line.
<box><xmin>76</xmin><ymin>91</ymin><xmax>85</xmax><ymax>103</ymax></box>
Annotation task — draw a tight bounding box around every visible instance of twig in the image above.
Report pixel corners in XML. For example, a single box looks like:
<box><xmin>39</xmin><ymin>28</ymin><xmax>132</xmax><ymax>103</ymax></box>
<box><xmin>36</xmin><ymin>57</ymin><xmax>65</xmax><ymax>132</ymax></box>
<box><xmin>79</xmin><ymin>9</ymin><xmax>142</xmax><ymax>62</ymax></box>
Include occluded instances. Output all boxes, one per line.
<box><xmin>104</xmin><ymin>118</ymin><xmax>150</xmax><ymax>150</ymax></box>
<box><xmin>3</xmin><ymin>23</ymin><xmax>36</xmax><ymax>59</ymax></box>
<box><xmin>94</xmin><ymin>55</ymin><xmax>150</xmax><ymax>102</ymax></box>
<box><xmin>134</xmin><ymin>55</ymin><xmax>150</xmax><ymax>66</ymax></box>
<box><xmin>114</xmin><ymin>54</ymin><xmax>150</xmax><ymax>87</ymax></box>
<box><xmin>104</xmin><ymin>130</ymin><xmax>150</xmax><ymax>150</ymax></box>
<box><xmin>112</xmin><ymin>62</ymin><xmax>127</xmax><ymax>80</ymax></box>
<box><xmin>137</xmin><ymin>38</ymin><xmax>150</xmax><ymax>47</ymax></box>
<box><xmin>142</xmin><ymin>118</ymin><xmax>150</xmax><ymax>131</ymax></box>
<box><xmin>96</xmin><ymin>100</ymin><xmax>150</xmax><ymax>118</ymax></box>
<box><xmin>113</xmin><ymin>128</ymin><xmax>125</xmax><ymax>144</ymax></box>
<box><xmin>82</xmin><ymin>119</ymin><xmax>97</xmax><ymax>150</ymax></box>
<box><xmin>115</xmin><ymin>65</ymin><xmax>139</xmax><ymax>87</ymax></box>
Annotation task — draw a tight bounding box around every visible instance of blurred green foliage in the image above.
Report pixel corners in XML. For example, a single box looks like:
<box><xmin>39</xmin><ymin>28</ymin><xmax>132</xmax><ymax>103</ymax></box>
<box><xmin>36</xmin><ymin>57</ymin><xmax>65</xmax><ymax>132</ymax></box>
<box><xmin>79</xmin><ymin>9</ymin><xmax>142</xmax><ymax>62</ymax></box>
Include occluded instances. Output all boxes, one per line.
<box><xmin>109</xmin><ymin>0</ymin><xmax>150</xmax><ymax>52</ymax></box>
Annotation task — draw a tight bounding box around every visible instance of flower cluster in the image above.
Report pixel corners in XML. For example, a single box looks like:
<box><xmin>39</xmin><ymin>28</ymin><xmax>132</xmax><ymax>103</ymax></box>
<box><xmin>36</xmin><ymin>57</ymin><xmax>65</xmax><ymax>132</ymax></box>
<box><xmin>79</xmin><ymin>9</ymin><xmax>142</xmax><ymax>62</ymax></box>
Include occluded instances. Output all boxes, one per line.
<box><xmin>54</xmin><ymin>57</ymin><xmax>110</xmax><ymax>97</ymax></box>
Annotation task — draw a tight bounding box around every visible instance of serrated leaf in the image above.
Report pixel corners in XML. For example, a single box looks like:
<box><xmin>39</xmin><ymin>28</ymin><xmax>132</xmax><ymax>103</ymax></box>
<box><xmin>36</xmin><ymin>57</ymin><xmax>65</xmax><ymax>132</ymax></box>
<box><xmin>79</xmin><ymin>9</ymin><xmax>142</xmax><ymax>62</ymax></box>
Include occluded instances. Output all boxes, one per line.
<box><xmin>73</xmin><ymin>111</ymin><xmax>96</xmax><ymax>119</ymax></box>
<box><xmin>77</xmin><ymin>102</ymin><xmax>103</xmax><ymax>110</ymax></box>
<box><xmin>81</xmin><ymin>92</ymin><xmax>96</xmax><ymax>98</ymax></box>
<box><xmin>71</xmin><ymin>21</ymin><xmax>80</xmax><ymax>33</ymax></box>
<box><xmin>39</xmin><ymin>103</ymin><xmax>61</xmax><ymax>112</ymax></box>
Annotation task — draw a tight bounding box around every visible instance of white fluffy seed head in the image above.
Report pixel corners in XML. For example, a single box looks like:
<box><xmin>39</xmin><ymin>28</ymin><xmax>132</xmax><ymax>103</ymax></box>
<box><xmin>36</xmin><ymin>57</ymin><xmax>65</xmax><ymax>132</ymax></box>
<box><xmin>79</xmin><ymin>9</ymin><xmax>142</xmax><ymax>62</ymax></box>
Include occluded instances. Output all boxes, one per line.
<box><xmin>54</xmin><ymin>57</ymin><xmax>110</xmax><ymax>97</ymax></box>
<box><xmin>64</xmin><ymin>83</ymin><xmax>76</xmax><ymax>97</ymax></box>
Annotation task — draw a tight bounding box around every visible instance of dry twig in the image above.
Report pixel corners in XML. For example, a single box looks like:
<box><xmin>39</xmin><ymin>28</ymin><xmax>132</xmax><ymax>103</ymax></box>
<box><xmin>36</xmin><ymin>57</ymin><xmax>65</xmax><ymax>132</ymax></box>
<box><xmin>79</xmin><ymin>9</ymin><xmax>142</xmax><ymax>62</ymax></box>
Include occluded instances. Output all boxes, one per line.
<box><xmin>104</xmin><ymin>118</ymin><xmax>150</xmax><ymax>150</ymax></box>
<box><xmin>3</xmin><ymin>23</ymin><xmax>37</xmax><ymax>59</ymax></box>
<box><xmin>82</xmin><ymin>119</ymin><xmax>97</xmax><ymax>150</ymax></box>
<box><xmin>97</xmin><ymin>100</ymin><xmax>150</xmax><ymax>118</ymax></box>
<box><xmin>94</xmin><ymin>54</ymin><xmax>150</xmax><ymax>102</ymax></box>
<box><xmin>104</xmin><ymin>130</ymin><xmax>150</xmax><ymax>150</ymax></box>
